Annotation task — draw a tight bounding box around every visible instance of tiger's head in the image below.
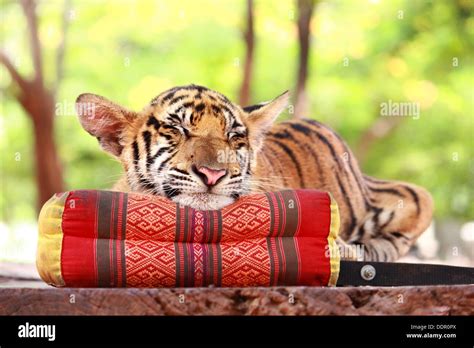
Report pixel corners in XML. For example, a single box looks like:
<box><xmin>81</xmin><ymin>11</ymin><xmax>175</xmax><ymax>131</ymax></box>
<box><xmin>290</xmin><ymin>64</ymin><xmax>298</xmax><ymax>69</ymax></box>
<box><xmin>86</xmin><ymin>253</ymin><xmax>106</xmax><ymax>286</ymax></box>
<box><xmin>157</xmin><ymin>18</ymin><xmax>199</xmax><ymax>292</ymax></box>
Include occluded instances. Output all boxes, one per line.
<box><xmin>76</xmin><ymin>84</ymin><xmax>288</xmax><ymax>210</ymax></box>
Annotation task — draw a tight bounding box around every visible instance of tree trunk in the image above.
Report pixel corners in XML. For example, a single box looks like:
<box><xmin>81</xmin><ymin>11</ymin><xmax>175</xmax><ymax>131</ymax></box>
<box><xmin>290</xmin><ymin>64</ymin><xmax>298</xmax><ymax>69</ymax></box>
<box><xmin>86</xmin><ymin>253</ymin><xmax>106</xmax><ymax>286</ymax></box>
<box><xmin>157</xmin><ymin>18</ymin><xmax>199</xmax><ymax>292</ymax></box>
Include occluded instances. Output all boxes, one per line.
<box><xmin>30</xmin><ymin>97</ymin><xmax>64</xmax><ymax>209</ymax></box>
<box><xmin>294</xmin><ymin>0</ymin><xmax>316</xmax><ymax>118</ymax></box>
<box><xmin>239</xmin><ymin>0</ymin><xmax>255</xmax><ymax>106</ymax></box>
<box><xmin>18</xmin><ymin>79</ymin><xmax>64</xmax><ymax>209</ymax></box>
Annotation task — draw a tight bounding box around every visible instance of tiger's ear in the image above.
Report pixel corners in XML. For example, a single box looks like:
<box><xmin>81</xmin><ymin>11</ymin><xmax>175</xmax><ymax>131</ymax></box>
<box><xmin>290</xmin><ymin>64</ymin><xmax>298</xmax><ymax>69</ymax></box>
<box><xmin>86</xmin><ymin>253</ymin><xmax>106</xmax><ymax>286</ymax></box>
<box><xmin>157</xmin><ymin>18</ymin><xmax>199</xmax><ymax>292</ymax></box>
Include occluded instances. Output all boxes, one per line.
<box><xmin>75</xmin><ymin>93</ymin><xmax>137</xmax><ymax>156</ymax></box>
<box><xmin>243</xmin><ymin>91</ymin><xmax>289</xmax><ymax>148</ymax></box>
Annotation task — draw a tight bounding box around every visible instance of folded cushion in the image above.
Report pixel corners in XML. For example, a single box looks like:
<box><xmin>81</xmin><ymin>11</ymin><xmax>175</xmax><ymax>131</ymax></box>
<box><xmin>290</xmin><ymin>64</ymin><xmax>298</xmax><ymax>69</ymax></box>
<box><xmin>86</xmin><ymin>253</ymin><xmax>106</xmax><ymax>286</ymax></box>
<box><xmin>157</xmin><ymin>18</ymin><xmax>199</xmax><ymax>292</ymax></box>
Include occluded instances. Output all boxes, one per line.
<box><xmin>37</xmin><ymin>190</ymin><xmax>340</xmax><ymax>287</ymax></box>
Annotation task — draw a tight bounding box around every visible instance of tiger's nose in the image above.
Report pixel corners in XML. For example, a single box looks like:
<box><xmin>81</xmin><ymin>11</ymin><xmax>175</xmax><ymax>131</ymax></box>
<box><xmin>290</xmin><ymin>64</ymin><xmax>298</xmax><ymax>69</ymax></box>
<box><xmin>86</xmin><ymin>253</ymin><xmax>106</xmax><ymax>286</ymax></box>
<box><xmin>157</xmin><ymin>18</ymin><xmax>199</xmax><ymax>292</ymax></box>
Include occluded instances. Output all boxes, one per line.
<box><xmin>194</xmin><ymin>166</ymin><xmax>227</xmax><ymax>186</ymax></box>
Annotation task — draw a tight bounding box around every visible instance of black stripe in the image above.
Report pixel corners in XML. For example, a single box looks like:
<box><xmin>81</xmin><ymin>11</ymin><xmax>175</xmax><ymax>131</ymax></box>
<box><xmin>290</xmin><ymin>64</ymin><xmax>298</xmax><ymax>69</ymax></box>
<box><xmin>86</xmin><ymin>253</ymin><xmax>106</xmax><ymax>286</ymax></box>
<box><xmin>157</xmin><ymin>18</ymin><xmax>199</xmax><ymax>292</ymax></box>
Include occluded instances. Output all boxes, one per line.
<box><xmin>146</xmin><ymin>115</ymin><xmax>161</xmax><ymax>129</ymax></box>
<box><xmin>162</xmin><ymin>183</ymin><xmax>181</xmax><ymax>198</ymax></box>
<box><xmin>150</xmin><ymin>146</ymin><xmax>170</xmax><ymax>161</ymax></box>
<box><xmin>189</xmin><ymin>111</ymin><xmax>196</xmax><ymax>125</ymax></box>
<box><xmin>381</xmin><ymin>234</ymin><xmax>402</xmax><ymax>257</ymax></box>
<box><xmin>221</xmin><ymin>104</ymin><xmax>235</xmax><ymax>117</ymax></box>
<box><xmin>132</xmin><ymin>140</ymin><xmax>140</xmax><ymax>165</ymax></box>
<box><xmin>355</xmin><ymin>225</ymin><xmax>365</xmax><ymax>241</ymax></box>
<box><xmin>373</xmin><ymin>244</ymin><xmax>382</xmax><ymax>261</ymax></box>
<box><xmin>167</xmin><ymin>113</ymin><xmax>181</xmax><ymax>123</ymax></box>
<box><xmin>179</xmin><ymin>84</ymin><xmax>208</xmax><ymax>92</ymax></box>
<box><xmin>404</xmin><ymin>186</ymin><xmax>421</xmax><ymax>215</ymax></box>
<box><xmin>161</xmin><ymin>90</ymin><xmax>177</xmax><ymax>105</ymax></box>
<box><xmin>372</xmin><ymin>207</ymin><xmax>382</xmax><ymax>231</ymax></box>
<box><xmin>162</xmin><ymin>124</ymin><xmax>178</xmax><ymax>130</ymax></box>
<box><xmin>158</xmin><ymin>133</ymin><xmax>173</xmax><ymax>141</ymax></box>
<box><xmin>270</xmin><ymin>131</ymin><xmax>292</xmax><ymax>139</ymax></box>
<box><xmin>381</xmin><ymin>234</ymin><xmax>396</xmax><ymax>242</ymax></box>
<box><xmin>288</xmin><ymin>122</ymin><xmax>312</xmax><ymax>136</ymax></box>
<box><xmin>368</xmin><ymin>186</ymin><xmax>405</xmax><ymax>197</ymax></box>
<box><xmin>231</xmin><ymin>120</ymin><xmax>243</xmax><ymax>129</ymax></box>
<box><xmin>314</xmin><ymin>131</ymin><xmax>343</xmax><ymax>171</ymax></box>
<box><xmin>142</xmin><ymin>131</ymin><xmax>152</xmax><ymax>153</ymax></box>
<box><xmin>169</xmin><ymin>95</ymin><xmax>185</xmax><ymax>105</ymax></box>
<box><xmin>265</xmin><ymin>148</ymin><xmax>287</xmax><ymax>186</ymax></box>
<box><xmin>303</xmin><ymin>144</ymin><xmax>326</xmax><ymax>186</ymax></box>
<box><xmin>286</xmin><ymin>124</ymin><xmax>326</xmax><ymax>185</ymax></box>
<box><xmin>171</xmin><ymin>168</ymin><xmax>189</xmax><ymax>175</ymax></box>
<box><xmin>157</xmin><ymin>153</ymin><xmax>174</xmax><ymax>172</ymax></box>
<box><xmin>354</xmin><ymin>207</ymin><xmax>383</xmax><ymax>240</ymax></box>
<box><xmin>217</xmin><ymin>93</ymin><xmax>232</xmax><ymax>105</ymax></box>
<box><xmin>271</xmin><ymin>140</ymin><xmax>305</xmax><ymax>187</ymax></box>
<box><xmin>221</xmin><ymin>107</ymin><xmax>231</xmax><ymax>127</ymax></box>
<box><xmin>132</xmin><ymin>138</ymin><xmax>156</xmax><ymax>191</ymax></box>
<box><xmin>243</xmin><ymin>103</ymin><xmax>265</xmax><ymax>113</ymax></box>
<box><xmin>211</xmin><ymin>105</ymin><xmax>220</xmax><ymax>114</ymax></box>
<box><xmin>380</xmin><ymin>211</ymin><xmax>395</xmax><ymax>230</ymax></box>
<box><xmin>343</xmin><ymin>152</ymin><xmax>372</xmax><ymax>210</ymax></box>
<box><xmin>303</xmin><ymin>119</ymin><xmax>323</xmax><ymax>126</ymax></box>
<box><xmin>195</xmin><ymin>103</ymin><xmax>205</xmax><ymax>112</ymax></box>
<box><xmin>391</xmin><ymin>231</ymin><xmax>411</xmax><ymax>241</ymax></box>
<box><xmin>364</xmin><ymin>175</ymin><xmax>392</xmax><ymax>185</ymax></box>
<box><xmin>336</xmin><ymin>173</ymin><xmax>357</xmax><ymax>235</ymax></box>
<box><xmin>137</xmin><ymin>173</ymin><xmax>156</xmax><ymax>191</ymax></box>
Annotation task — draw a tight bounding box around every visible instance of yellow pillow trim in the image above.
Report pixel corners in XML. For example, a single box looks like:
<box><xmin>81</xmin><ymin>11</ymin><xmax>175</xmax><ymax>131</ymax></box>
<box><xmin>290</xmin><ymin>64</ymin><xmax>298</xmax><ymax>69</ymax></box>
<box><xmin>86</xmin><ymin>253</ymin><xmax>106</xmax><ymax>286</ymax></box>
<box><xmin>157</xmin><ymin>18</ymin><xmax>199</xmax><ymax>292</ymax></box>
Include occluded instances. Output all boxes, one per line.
<box><xmin>36</xmin><ymin>192</ymin><xmax>68</xmax><ymax>287</ymax></box>
<box><xmin>327</xmin><ymin>192</ymin><xmax>341</xmax><ymax>287</ymax></box>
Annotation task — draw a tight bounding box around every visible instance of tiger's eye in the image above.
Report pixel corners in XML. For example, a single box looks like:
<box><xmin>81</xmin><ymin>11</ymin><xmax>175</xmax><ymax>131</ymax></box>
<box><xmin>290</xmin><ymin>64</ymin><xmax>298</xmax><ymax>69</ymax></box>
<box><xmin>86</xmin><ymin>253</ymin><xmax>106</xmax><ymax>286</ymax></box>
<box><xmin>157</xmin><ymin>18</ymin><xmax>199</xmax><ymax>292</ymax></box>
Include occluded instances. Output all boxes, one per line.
<box><xmin>171</xmin><ymin>128</ymin><xmax>181</xmax><ymax>136</ymax></box>
<box><xmin>229</xmin><ymin>135</ymin><xmax>246</xmax><ymax>149</ymax></box>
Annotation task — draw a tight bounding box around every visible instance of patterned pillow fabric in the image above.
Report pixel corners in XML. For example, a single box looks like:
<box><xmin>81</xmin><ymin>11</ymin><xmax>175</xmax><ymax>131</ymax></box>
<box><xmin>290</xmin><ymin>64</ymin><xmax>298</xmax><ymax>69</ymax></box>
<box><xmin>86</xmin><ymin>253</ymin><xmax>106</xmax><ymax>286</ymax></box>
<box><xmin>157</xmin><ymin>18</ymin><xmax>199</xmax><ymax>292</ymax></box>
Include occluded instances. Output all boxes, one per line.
<box><xmin>37</xmin><ymin>189</ymin><xmax>340</xmax><ymax>288</ymax></box>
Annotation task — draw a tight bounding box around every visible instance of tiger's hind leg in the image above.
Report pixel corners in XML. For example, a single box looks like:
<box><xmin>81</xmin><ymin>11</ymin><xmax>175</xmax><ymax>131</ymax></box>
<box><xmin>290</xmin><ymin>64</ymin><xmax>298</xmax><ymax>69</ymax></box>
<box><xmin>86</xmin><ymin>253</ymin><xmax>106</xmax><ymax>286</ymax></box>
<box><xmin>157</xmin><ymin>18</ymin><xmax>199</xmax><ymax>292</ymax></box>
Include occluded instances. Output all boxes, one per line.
<box><xmin>345</xmin><ymin>176</ymin><xmax>433</xmax><ymax>262</ymax></box>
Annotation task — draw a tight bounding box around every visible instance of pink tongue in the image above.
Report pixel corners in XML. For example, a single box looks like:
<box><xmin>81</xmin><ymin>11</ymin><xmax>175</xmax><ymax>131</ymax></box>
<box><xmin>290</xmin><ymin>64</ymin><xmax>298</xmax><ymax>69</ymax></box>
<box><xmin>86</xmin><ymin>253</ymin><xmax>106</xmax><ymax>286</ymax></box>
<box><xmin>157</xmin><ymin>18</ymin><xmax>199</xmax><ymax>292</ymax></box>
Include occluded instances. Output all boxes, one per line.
<box><xmin>199</xmin><ymin>167</ymin><xmax>226</xmax><ymax>185</ymax></box>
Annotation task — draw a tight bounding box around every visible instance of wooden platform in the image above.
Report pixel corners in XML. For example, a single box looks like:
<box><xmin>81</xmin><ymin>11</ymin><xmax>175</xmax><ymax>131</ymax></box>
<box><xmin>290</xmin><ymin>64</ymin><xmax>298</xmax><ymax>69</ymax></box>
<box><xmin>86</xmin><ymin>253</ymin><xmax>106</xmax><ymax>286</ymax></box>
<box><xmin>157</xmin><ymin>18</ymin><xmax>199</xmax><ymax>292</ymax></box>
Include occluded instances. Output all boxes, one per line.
<box><xmin>1</xmin><ymin>262</ymin><xmax>472</xmax><ymax>315</ymax></box>
<box><xmin>1</xmin><ymin>283</ymin><xmax>473</xmax><ymax>315</ymax></box>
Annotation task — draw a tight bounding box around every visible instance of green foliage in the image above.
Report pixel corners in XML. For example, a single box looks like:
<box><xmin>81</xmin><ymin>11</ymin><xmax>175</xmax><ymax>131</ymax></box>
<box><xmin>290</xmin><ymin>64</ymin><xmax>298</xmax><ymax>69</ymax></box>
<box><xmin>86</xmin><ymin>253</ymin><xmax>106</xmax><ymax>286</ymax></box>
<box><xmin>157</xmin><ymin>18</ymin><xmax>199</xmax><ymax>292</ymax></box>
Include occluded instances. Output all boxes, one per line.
<box><xmin>0</xmin><ymin>0</ymin><xmax>472</xmax><ymax>225</ymax></box>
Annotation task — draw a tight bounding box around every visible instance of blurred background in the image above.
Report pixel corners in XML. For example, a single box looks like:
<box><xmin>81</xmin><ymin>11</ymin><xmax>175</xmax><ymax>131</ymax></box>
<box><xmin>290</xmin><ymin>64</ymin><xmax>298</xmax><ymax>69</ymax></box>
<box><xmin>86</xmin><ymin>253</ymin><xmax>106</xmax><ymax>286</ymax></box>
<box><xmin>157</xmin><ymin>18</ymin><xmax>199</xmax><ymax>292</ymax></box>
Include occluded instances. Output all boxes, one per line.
<box><xmin>0</xmin><ymin>0</ymin><xmax>473</xmax><ymax>267</ymax></box>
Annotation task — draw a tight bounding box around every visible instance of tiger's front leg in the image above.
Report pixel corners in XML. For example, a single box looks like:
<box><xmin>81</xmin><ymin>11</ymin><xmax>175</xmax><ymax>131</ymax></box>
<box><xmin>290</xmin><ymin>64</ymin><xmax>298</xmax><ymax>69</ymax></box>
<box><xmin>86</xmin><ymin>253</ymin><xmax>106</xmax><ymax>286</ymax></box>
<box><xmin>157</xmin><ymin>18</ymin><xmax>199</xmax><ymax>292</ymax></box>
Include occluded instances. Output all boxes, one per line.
<box><xmin>343</xmin><ymin>178</ymin><xmax>433</xmax><ymax>262</ymax></box>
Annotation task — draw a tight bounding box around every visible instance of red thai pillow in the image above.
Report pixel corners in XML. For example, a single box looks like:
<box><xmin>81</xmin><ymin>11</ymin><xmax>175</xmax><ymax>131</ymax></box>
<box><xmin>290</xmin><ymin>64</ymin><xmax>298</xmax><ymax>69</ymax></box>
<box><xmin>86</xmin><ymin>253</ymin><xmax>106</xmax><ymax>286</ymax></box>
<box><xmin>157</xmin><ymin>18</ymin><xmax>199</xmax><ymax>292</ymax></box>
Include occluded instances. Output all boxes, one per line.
<box><xmin>37</xmin><ymin>190</ymin><xmax>340</xmax><ymax>288</ymax></box>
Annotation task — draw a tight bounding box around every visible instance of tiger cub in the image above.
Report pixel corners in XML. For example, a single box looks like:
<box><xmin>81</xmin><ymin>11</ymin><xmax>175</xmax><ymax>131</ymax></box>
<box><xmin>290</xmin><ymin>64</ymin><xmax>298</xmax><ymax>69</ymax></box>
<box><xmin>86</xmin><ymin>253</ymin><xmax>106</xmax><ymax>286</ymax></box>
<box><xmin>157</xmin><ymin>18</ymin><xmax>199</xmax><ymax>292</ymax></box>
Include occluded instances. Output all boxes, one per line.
<box><xmin>75</xmin><ymin>84</ymin><xmax>433</xmax><ymax>261</ymax></box>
